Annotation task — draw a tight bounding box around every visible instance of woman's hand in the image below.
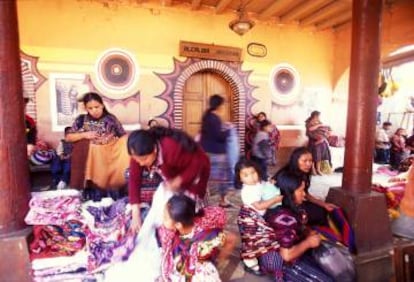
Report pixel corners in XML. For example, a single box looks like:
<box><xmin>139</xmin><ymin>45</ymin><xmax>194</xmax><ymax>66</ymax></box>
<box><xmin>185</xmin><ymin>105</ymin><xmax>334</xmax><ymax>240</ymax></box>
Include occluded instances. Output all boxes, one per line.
<box><xmin>130</xmin><ymin>205</ymin><xmax>142</xmax><ymax>234</ymax></box>
<box><xmin>324</xmin><ymin>202</ymin><xmax>338</xmax><ymax>212</ymax></box>
<box><xmin>83</xmin><ymin>131</ymin><xmax>99</xmax><ymax>140</ymax></box>
<box><xmin>305</xmin><ymin>232</ymin><xmax>321</xmax><ymax>249</ymax></box>
<box><xmin>165</xmin><ymin>176</ymin><xmax>183</xmax><ymax>192</ymax></box>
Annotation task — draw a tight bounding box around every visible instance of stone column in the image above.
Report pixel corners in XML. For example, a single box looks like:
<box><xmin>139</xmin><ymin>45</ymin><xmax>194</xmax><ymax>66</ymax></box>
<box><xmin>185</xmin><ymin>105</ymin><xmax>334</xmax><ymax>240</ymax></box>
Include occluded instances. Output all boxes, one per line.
<box><xmin>0</xmin><ymin>1</ymin><xmax>32</xmax><ymax>281</ymax></box>
<box><xmin>326</xmin><ymin>0</ymin><xmax>394</xmax><ymax>281</ymax></box>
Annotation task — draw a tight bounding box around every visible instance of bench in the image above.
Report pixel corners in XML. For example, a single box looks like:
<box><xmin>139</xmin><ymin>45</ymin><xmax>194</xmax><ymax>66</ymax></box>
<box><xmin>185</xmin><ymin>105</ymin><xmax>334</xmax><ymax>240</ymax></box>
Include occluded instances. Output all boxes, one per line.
<box><xmin>29</xmin><ymin>164</ymin><xmax>51</xmax><ymax>190</ymax></box>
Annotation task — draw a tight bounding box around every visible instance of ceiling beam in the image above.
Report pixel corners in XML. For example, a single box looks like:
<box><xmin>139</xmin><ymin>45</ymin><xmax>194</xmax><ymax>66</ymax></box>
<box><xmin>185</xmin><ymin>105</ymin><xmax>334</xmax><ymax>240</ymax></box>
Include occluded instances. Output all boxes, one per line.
<box><xmin>216</xmin><ymin>0</ymin><xmax>233</xmax><ymax>14</ymax></box>
<box><xmin>161</xmin><ymin>0</ymin><xmax>172</xmax><ymax>6</ymax></box>
<box><xmin>316</xmin><ymin>10</ymin><xmax>352</xmax><ymax>30</ymax></box>
<box><xmin>281</xmin><ymin>0</ymin><xmax>331</xmax><ymax>22</ymax></box>
<box><xmin>383</xmin><ymin>50</ymin><xmax>414</xmax><ymax>68</ymax></box>
<box><xmin>258</xmin><ymin>0</ymin><xmax>294</xmax><ymax>19</ymax></box>
<box><xmin>300</xmin><ymin>2</ymin><xmax>347</xmax><ymax>26</ymax></box>
<box><xmin>191</xmin><ymin>0</ymin><xmax>202</xmax><ymax>10</ymax></box>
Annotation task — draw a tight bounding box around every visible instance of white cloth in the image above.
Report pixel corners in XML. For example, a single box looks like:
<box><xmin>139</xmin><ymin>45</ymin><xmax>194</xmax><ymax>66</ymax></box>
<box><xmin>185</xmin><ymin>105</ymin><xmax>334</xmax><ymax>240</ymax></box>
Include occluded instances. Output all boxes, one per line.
<box><xmin>104</xmin><ymin>183</ymin><xmax>173</xmax><ymax>282</ymax></box>
<box><xmin>241</xmin><ymin>182</ymin><xmax>281</xmax><ymax>214</ymax></box>
<box><xmin>241</xmin><ymin>183</ymin><xmax>265</xmax><ymax>215</ymax></box>
<box><xmin>375</xmin><ymin>128</ymin><xmax>390</xmax><ymax>149</ymax></box>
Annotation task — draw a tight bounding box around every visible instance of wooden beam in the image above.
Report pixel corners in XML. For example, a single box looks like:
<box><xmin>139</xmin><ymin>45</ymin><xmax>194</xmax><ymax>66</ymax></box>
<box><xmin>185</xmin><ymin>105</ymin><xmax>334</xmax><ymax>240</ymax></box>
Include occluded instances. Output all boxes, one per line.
<box><xmin>383</xmin><ymin>50</ymin><xmax>414</xmax><ymax>68</ymax></box>
<box><xmin>281</xmin><ymin>0</ymin><xmax>331</xmax><ymax>22</ymax></box>
<box><xmin>316</xmin><ymin>10</ymin><xmax>352</xmax><ymax>30</ymax></box>
<box><xmin>258</xmin><ymin>0</ymin><xmax>293</xmax><ymax>19</ymax></box>
<box><xmin>300</xmin><ymin>2</ymin><xmax>347</xmax><ymax>26</ymax></box>
<box><xmin>216</xmin><ymin>0</ymin><xmax>233</xmax><ymax>14</ymax></box>
<box><xmin>191</xmin><ymin>0</ymin><xmax>202</xmax><ymax>10</ymax></box>
<box><xmin>161</xmin><ymin>0</ymin><xmax>172</xmax><ymax>6</ymax></box>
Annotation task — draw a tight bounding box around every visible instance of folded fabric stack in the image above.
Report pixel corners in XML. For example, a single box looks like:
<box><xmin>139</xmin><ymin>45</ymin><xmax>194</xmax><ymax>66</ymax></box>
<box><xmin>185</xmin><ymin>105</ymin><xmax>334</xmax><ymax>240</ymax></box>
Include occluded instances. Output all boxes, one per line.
<box><xmin>82</xmin><ymin>197</ymin><xmax>136</xmax><ymax>272</ymax></box>
<box><xmin>25</xmin><ymin>190</ymin><xmax>89</xmax><ymax>281</ymax></box>
<box><xmin>25</xmin><ymin>191</ymin><xmax>137</xmax><ymax>280</ymax></box>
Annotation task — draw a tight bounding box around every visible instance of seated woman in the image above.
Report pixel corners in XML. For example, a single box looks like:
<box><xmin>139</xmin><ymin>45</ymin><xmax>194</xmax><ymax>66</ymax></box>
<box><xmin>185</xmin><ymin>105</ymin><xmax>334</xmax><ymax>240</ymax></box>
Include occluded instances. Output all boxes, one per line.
<box><xmin>66</xmin><ymin>92</ymin><xmax>129</xmax><ymax>198</ymax></box>
<box><xmin>273</xmin><ymin>147</ymin><xmax>355</xmax><ymax>252</ymax></box>
<box><xmin>157</xmin><ymin>194</ymin><xmax>235</xmax><ymax>281</ymax></box>
<box><xmin>390</xmin><ymin>128</ymin><xmax>410</xmax><ymax>170</ymax></box>
<box><xmin>267</xmin><ymin>171</ymin><xmax>334</xmax><ymax>281</ymax></box>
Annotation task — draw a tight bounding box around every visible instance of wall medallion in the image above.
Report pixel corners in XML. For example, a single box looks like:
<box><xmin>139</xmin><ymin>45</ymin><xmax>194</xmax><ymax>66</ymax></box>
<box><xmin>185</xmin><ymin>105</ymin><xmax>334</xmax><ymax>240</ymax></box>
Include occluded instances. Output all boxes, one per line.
<box><xmin>269</xmin><ymin>63</ymin><xmax>301</xmax><ymax>106</ymax></box>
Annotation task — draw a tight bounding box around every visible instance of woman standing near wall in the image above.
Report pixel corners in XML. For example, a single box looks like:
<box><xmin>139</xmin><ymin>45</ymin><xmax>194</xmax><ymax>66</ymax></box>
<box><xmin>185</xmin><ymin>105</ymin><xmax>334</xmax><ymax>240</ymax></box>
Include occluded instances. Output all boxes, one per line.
<box><xmin>305</xmin><ymin>111</ymin><xmax>332</xmax><ymax>175</ymax></box>
<box><xmin>200</xmin><ymin>94</ymin><xmax>233</xmax><ymax>207</ymax></box>
<box><xmin>66</xmin><ymin>92</ymin><xmax>129</xmax><ymax>198</ymax></box>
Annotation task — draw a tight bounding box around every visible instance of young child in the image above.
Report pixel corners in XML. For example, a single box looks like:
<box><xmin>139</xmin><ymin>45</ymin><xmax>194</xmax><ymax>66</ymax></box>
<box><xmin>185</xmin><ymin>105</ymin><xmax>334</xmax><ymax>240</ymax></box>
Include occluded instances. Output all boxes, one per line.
<box><xmin>50</xmin><ymin>126</ymin><xmax>73</xmax><ymax>189</ymax></box>
<box><xmin>251</xmin><ymin>120</ymin><xmax>274</xmax><ymax>180</ymax></box>
<box><xmin>235</xmin><ymin>158</ymin><xmax>283</xmax><ymax>275</ymax></box>
<box><xmin>157</xmin><ymin>194</ymin><xmax>235</xmax><ymax>281</ymax></box>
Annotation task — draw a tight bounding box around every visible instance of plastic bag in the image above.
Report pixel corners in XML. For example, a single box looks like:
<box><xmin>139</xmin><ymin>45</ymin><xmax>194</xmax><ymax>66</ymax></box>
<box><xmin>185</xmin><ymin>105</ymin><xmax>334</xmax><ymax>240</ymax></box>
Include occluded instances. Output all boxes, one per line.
<box><xmin>312</xmin><ymin>240</ymin><xmax>356</xmax><ymax>282</ymax></box>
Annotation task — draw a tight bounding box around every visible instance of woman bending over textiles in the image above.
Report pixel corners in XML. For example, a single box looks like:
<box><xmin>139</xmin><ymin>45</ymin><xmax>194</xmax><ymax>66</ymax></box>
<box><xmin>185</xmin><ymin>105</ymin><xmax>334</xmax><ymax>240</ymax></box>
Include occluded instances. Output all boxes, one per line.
<box><xmin>127</xmin><ymin>127</ymin><xmax>211</xmax><ymax>234</ymax></box>
<box><xmin>273</xmin><ymin>147</ymin><xmax>355</xmax><ymax>252</ymax></box>
<box><xmin>235</xmin><ymin>159</ymin><xmax>283</xmax><ymax>276</ymax></box>
<box><xmin>157</xmin><ymin>194</ymin><xmax>235</xmax><ymax>282</ymax></box>
<box><xmin>66</xmin><ymin>92</ymin><xmax>129</xmax><ymax>193</ymax></box>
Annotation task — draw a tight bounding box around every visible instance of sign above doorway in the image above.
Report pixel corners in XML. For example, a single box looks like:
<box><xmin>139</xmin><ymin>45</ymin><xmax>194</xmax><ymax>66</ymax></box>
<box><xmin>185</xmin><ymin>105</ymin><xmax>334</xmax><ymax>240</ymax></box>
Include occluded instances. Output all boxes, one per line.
<box><xmin>179</xmin><ymin>41</ymin><xmax>242</xmax><ymax>62</ymax></box>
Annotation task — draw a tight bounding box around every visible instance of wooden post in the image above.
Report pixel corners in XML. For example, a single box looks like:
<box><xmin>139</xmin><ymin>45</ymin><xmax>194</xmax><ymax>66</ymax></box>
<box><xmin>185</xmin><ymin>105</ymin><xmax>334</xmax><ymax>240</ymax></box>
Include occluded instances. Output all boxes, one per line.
<box><xmin>0</xmin><ymin>1</ymin><xmax>32</xmax><ymax>281</ymax></box>
<box><xmin>326</xmin><ymin>0</ymin><xmax>394</xmax><ymax>281</ymax></box>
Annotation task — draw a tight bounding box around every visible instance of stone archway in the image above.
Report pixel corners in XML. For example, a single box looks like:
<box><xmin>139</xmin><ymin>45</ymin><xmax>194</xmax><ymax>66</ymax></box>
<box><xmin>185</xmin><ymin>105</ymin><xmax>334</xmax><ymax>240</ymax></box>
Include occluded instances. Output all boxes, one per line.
<box><xmin>155</xmin><ymin>58</ymin><xmax>257</xmax><ymax>152</ymax></box>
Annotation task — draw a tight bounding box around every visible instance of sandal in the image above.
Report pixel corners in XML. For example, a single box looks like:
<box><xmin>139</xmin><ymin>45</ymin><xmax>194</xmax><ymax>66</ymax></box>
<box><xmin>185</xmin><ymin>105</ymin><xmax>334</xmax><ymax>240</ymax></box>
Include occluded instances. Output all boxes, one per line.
<box><xmin>219</xmin><ymin>201</ymin><xmax>236</xmax><ymax>208</ymax></box>
<box><xmin>242</xmin><ymin>262</ymin><xmax>264</xmax><ymax>276</ymax></box>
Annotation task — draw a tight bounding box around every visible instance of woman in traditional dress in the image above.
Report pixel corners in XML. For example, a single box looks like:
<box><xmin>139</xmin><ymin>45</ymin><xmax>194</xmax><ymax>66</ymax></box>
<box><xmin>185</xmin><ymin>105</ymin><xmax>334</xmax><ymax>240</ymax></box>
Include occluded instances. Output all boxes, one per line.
<box><xmin>272</xmin><ymin>147</ymin><xmax>355</xmax><ymax>252</ymax></box>
<box><xmin>157</xmin><ymin>194</ymin><xmax>235</xmax><ymax>282</ymax></box>
<box><xmin>66</xmin><ymin>92</ymin><xmax>129</xmax><ymax>198</ymax></box>
<box><xmin>305</xmin><ymin>111</ymin><xmax>332</xmax><ymax>175</ymax></box>
<box><xmin>266</xmin><ymin>171</ymin><xmax>334</xmax><ymax>281</ymax></box>
<box><xmin>199</xmin><ymin>94</ymin><xmax>233</xmax><ymax>207</ymax></box>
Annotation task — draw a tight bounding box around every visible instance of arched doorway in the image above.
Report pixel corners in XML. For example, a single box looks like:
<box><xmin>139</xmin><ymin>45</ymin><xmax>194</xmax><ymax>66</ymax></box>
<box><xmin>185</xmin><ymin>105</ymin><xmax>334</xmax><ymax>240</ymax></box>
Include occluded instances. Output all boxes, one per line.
<box><xmin>183</xmin><ymin>71</ymin><xmax>233</xmax><ymax>137</ymax></box>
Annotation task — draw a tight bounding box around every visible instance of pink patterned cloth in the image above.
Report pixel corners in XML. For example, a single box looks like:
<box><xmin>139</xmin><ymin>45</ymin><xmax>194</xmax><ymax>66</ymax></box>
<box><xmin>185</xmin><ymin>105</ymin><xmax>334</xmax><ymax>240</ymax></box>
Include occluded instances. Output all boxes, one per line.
<box><xmin>158</xmin><ymin>206</ymin><xmax>226</xmax><ymax>282</ymax></box>
<box><xmin>25</xmin><ymin>190</ymin><xmax>83</xmax><ymax>225</ymax></box>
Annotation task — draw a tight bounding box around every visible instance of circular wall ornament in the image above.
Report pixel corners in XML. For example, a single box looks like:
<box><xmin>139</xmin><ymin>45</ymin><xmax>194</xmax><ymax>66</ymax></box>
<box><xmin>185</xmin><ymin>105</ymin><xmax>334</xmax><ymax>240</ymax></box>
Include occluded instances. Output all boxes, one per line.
<box><xmin>95</xmin><ymin>48</ymin><xmax>139</xmax><ymax>98</ymax></box>
<box><xmin>247</xmin><ymin>42</ymin><xmax>267</xmax><ymax>57</ymax></box>
<box><xmin>269</xmin><ymin>63</ymin><xmax>301</xmax><ymax>106</ymax></box>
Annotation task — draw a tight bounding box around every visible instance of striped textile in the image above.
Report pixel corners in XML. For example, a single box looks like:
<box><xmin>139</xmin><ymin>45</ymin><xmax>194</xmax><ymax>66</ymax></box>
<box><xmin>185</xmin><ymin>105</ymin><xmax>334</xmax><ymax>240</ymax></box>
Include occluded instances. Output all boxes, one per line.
<box><xmin>313</xmin><ymin>208</ymin><xmax>356</xmax><ymax>254</ymax></box>
<box><xmin>237</xmin><ymin>205</ymin><xmax>280</xmax><ymax>260</ymax></box>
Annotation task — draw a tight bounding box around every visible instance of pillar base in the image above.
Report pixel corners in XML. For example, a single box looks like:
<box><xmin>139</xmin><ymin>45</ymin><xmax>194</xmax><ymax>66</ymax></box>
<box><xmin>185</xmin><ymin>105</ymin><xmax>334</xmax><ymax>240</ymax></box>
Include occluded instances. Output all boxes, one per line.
<box><xmin>326</xmin><ymin>187</ymin><xmax>394</xmax><ymax>281</ymax></box>
<box><xmin>0</xmin><ymin>227</ymin><xmax>32</xmax><ymax>282</ymax></box>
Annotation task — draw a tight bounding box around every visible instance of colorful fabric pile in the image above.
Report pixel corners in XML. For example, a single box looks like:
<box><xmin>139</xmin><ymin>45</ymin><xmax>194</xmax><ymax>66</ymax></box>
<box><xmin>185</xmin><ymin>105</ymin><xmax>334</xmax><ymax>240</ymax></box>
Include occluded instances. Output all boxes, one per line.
<box><xmin>82</xmin><ymin>197</ymin><xmax>135</xmax><ymax>272</ymax></box>
<box><xmin>25</xmin><ymin>190</ymin><xmax>136</xmax><ymax>281</ymax></box>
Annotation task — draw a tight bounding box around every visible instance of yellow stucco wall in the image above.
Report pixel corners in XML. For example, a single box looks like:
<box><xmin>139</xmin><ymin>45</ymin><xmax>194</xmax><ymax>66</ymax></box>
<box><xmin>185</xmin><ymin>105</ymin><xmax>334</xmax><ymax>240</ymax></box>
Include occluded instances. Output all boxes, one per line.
<box><xmin>17</xmin><ymin>0</ymin><xmax>335</xmax><ymax>147</ymax></box>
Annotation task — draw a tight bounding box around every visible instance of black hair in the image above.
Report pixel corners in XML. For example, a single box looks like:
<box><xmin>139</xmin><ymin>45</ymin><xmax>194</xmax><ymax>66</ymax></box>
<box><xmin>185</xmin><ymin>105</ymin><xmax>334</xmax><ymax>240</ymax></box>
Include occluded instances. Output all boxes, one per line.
<box><xmin>64</xmin><ymin>126</ymin><xmax>72</xmax><ymax>135</ymax></box>
<box><xmin>383</xmin><ymin>121</ymin><xmax>392</xmax><ymax>126</ymax></box>
<box><xmin>127</xmin><ymin>126</ymin><xmax>199</xmax><ymax>156</ymax></box>
<box><xmin>166</xmin><ymin>194</ymin><xmax>202</xmax><ymax>227</ymax></box>
<box><xmin>272</xmin><ymin>147</ymin><xmax>312</xmax><ymax>190</ymax></box>
<box><xmin>255</xmin><ymin>112</ymin><xmax>267</xmax><ymax>120</ymax></box>
<box><xmin>305</xmin><ymin>110</ymin><xmax>320</xmax><ymax>123</ymax></box>
<box><xmin>208</xmin><ymin>94</ymin><xmax>224</xmax><ymax>112</ymax></box>
<box><xmin>275</xmin><ymin>170</ymin><xmax>303</xmax><ymax>215</ymax></box>
<box><xmin>81</xmin><ymin>92</ymin><xmax>110</xmax><ymax>116</ymax></box>
<box><xmin>259</xmin><ymin>119</ymin><xmax>272</xmax><ymax>130</ymax></box>
<box><xmin>148</xmin><ymin>119</ymin><xmax>159</xmax><ymax>128</ymax></box>
<box><xmin>234</xmin><ymin>158</ymin><xmax>262</xmax><ymax>189</ymax></box>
